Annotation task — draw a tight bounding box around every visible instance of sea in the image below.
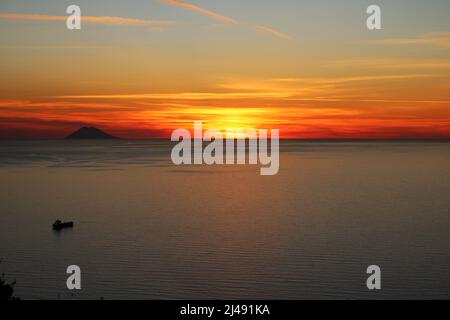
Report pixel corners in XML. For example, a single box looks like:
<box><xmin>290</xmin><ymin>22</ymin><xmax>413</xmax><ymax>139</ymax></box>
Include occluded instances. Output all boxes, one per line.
<box><xmin>0</xmin><ymin>140</ymin><xmax>449</xmax><ymax>299</ymax></box>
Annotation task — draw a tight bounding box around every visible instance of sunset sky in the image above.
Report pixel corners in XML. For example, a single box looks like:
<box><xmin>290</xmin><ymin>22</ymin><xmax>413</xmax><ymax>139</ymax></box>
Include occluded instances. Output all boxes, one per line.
<box><xmin>1</xmin><ymin>0</ymin><xmax>450</xmax><ymax>139</ymax></box>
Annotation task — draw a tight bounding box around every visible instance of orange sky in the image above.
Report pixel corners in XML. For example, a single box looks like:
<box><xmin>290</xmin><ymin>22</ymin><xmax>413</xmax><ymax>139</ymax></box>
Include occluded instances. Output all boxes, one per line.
<box><xmin>0</xmin><ymin>1</ymin><xmax>450</xmax><ymax>139</ymax></box>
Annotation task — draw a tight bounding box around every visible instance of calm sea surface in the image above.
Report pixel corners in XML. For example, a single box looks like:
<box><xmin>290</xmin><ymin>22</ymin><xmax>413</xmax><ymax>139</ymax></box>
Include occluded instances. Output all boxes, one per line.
<box><xmin>0</xmin><ymin>140</ymin><xmax>449</xmax><ymax>299</ymax></box>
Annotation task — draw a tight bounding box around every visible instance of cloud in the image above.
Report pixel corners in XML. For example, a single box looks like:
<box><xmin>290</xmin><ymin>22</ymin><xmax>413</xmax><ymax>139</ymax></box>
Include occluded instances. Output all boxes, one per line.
<box><xmin>369</xmin><ymin>32</ymin><xmax>450</xmax><ymax>48</ymax></box>
<box><xmin>1</xmin><ymin>7</ymin><xmax>290</xmax><ymax>40</ymax></box>
<box><xmin>0</xmin><ymin>13</ymin><xmax>178</xmax><ymax>27</ymax></box>
<box><xmin>2</xmin><ymin>95</ymin><xmax>450</xmax><ymax>139</ymax></box>
<box><xmin>52</xmin><ymin>92</ymin><xmax>290</xmax><ymax>100</ymax></box>
<box><xmin>50</xmin><ymin>73</ymin><xmax>441</xmax><ymax>105</ymax></box>
<box><xmin>0</xmin><ymin>45</ymin><xmax>111</xmax><ymax>49</ymax></box>
<box><xmin>162</xmin><ymin>0</ymin><xmax>290</xmax><ymax>40</ymax></box>
<box><xmin>254</xmin><ymin>25</ymin><xmax>291</xmax><ymax>40</ymax></box>
<box><xmin>326</xmin><ymin>58</ymin><xmax>450</xmax><ymax>70</ymax></box>
<box><xmin>163</xmin><ymin>0</ymin><xmax>238</xmax><ymax>25</ymax></box>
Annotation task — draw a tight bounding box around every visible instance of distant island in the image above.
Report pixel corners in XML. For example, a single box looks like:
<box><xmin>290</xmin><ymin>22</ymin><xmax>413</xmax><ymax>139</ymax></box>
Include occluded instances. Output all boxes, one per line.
<box><xmin>65</xmin><ymin>127</ymin><xmax>119</xmax><ymax>140</ymax></box>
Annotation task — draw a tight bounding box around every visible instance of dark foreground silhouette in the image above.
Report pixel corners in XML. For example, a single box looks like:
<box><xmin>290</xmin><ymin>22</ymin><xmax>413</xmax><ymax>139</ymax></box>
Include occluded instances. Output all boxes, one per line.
<box><xmin>1</xmin><ymin>262</ymin><xmax>19</xmax><ymax>301</ymax></box>
<box><xmin>65</xmin><ymin>127</ymin><xmax>119</xmax><ymax>139</ymax></box>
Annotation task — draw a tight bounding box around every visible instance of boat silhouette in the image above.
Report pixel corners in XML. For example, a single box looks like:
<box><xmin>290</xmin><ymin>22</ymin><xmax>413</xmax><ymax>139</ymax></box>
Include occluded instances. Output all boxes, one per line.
<box><xmin>52</xmin><ymin>220</ymin><xmax>74</xmax><ymax>231</ymax></box>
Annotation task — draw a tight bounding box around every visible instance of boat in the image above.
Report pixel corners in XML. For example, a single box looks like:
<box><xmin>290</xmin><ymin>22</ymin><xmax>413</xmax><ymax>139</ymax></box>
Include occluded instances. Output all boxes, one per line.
<box><xmin>52</xmin><ymin>220</ymin><xmax>74</xmax><ymax>231</ymax></box>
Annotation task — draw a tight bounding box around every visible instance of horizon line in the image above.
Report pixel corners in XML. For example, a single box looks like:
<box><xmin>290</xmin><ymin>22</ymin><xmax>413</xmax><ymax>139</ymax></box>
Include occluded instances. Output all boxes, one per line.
<box><xmin>1</xmin><ymin>138</ymin><xmax>449</xmax><ymax>142</ymax></box>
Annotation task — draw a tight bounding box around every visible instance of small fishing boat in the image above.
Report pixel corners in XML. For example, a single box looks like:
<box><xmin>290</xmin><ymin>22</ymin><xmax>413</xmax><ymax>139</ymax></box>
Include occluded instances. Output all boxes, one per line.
<box><xmin>52</xmin><ymin>220</ymin><xmax>74</xmax><ymax>231</ymax></box>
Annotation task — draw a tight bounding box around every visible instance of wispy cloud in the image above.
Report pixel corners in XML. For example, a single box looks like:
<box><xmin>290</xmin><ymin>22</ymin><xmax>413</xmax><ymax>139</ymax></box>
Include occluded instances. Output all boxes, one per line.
<box><xmin>0</xmin><ymin>45</ymin><xmax>111</xmax><ymax>50</ymax></box>
<box><xmin>369</xmin><ymin>32</ymin><xmax>450</xmax><ymax>48</ymax></box>
<box><xmin>52</xmin><ymin>92</ymin><xmax>290</xmax><ymax>100</ymax></box>
<box><xmin>50</xmin><ymin>73</ymin><xmax>439</xmax><ymax>104</ymax></box>
<box><xmin>326</xmin><ymin>58</ymin><xmax>450</xmax><ymax>70</ymax></box>
<box><xmin>0</xmin><ymin>13</ymin><xmax>178</xmax><ymax>27</ymax></box>
<box><xmin>254</xmin><ymin>25</ymin><xmax>290</xmax><ymax>40</ymax></box>
<box><xmin>162</xmin><ymin>0</ymin><xmax>290</xmax><ymax>40</ymax></box>
<box><xmin>163</xmin><ymin>0</ymin><xmax>238</xmax><ymax>25</ymax></box>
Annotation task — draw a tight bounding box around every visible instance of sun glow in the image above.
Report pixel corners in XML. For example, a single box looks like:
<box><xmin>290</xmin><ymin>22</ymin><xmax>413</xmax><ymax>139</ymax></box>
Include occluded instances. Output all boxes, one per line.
<box><xmin>1</xmin><ymin>0</ymin><xmax>450</xmax><ymax>139</ymax></box>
